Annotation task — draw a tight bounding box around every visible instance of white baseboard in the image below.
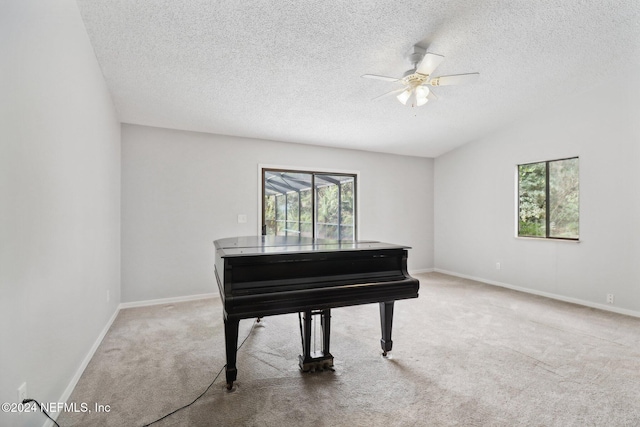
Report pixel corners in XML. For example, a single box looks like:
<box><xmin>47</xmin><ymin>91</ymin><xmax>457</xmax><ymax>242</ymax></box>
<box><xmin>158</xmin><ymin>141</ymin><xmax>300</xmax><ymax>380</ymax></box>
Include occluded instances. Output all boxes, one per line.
<box><xmin>44</xmin><ymin>306</ymin><xmax>120</xmax><ymax>427</ymax></box>
<box><xmin>410</xmin><ymin>268</ymin><xmax>435</xmax><ymax>275</ymax></box>
<box><xmin>119</xmin><ymin>292</ymin><xmax>218</xmax><ymax>309</ymax></box>
<box><xmin>433</xmin><ymin>268</ymin><xmax>640</xmax><ymax>318</ymax></box>
<box><xmin>43</xmin><ymin>292</ymin><xmax>217</xmax><ymax>426</ymax></box>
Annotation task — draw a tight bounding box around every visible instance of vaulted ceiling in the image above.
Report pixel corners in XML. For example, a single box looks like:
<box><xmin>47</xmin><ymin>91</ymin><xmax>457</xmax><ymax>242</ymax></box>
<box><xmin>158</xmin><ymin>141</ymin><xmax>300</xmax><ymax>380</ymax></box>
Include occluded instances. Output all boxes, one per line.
<box><xmin>76</xmin><ymin>0</ymin><xmax>640</xmax><ymax>157</ymax></box>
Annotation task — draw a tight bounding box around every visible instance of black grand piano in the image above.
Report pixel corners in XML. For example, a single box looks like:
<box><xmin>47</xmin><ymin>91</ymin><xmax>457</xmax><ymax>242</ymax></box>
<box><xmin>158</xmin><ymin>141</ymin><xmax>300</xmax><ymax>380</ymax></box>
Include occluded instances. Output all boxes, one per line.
<box><xmin>214</xmin><ymin>236</ymin><xmax>419</xmax><ymax>389</ymax></box>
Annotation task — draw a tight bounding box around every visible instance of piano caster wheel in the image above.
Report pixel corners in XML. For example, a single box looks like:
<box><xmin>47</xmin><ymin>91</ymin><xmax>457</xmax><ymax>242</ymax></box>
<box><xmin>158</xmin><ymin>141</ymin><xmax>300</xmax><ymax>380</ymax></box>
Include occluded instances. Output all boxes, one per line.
<box><xmin>256</xmin><ymin>317</ymin><xmax>261</xmax><ymax>323</ymax></box>
<box><xmin>382</xmin><ymin>351</ymin><xmax>387</xmax><ymax>357</ymax></box>
<box><xmin>226</xmin><ymin>382</ymin><xmax>233</xmax><ymax>391</ymax></box>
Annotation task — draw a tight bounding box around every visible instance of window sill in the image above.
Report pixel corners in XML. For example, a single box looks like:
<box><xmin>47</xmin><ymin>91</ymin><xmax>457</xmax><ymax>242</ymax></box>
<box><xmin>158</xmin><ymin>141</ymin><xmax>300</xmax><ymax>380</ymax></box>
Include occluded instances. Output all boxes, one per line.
<box><xmin>515</xmin><ymin>236</ymin><xmax>581</xmax><ymax>243</ymax></box>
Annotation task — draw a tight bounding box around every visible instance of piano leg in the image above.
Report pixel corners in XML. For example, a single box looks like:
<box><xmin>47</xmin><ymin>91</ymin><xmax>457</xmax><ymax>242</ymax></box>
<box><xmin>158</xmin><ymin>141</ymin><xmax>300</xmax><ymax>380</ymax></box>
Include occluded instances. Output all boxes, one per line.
<box><xmin>224</xmin><ymin>317</ymin><xmax>239</xmax><ymax>389</ymax></box>
<box><xmin>379</xmin><ymin>301</ymin><xmax>394</xmax><ymax>356</ymax></box>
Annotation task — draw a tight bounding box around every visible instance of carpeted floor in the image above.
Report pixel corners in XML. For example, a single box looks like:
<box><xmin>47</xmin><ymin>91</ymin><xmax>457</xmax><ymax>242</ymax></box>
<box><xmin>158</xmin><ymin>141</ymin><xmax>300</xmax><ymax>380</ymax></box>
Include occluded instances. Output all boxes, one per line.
<box><xmin>58</xmin><ymin>273</ymin><xmax>640</xmax><ymax>426</ymax></box>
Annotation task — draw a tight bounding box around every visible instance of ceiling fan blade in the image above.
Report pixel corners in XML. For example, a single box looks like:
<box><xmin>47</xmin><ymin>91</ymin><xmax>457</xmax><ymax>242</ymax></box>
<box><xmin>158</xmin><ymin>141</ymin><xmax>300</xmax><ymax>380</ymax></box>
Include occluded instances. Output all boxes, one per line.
<box><xmin>430</xmin><ymin>73</ymin><xmax>479</xmax><ymax>86</ymax></box>
<box><xmin>361</xmin><ymin>74</ymin><xmax>400</xmax><ymax>82</ymax></box>
<box><xmin>416</xmin><ymin>53</ymin><xmax>444</xmax><ymax>76</ymax></box>
<box><xmin>372</xmin><ymin>86</ymin><xmax>407</xmax><ymax>100</ymax></box>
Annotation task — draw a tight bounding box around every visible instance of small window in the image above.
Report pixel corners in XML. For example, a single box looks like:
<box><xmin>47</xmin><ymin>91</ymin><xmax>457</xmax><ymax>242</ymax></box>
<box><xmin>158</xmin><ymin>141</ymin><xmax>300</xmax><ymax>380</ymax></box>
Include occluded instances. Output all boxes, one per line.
<box><xmin>517</xmin><ymin>157</ymin><xmax>579</xmax><ymax>240</ymax></box>
<box><xmin>262</xmin><ymin>169</ymin><xmax>357</xmax><ymax>241</ymax></box>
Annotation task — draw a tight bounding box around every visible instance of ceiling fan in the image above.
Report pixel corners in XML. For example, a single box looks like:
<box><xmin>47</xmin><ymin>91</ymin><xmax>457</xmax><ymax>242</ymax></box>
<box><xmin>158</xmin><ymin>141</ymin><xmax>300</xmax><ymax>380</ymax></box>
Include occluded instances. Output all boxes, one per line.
<box><xmin>362</xmin><ymin>45</ymin><xmax>479</xmax><ymax>107</ymax></box>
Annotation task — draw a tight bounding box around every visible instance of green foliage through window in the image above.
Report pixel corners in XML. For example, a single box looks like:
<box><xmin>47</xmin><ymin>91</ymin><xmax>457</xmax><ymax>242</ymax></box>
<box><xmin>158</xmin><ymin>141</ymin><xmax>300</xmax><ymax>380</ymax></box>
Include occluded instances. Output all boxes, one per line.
<box><xmin>518</xmin><ymin>158</ymin><xmax>579</xmax><ymax>240</ymax></box>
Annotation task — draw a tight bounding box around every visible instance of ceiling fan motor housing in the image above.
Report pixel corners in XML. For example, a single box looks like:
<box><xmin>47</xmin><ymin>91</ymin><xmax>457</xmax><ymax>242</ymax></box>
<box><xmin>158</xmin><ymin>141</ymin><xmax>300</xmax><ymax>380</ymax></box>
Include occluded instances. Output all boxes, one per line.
<box><xmin>403</xmin><ymin>69</ymin><xmax>429</xmax><ymax>86</ymax></box>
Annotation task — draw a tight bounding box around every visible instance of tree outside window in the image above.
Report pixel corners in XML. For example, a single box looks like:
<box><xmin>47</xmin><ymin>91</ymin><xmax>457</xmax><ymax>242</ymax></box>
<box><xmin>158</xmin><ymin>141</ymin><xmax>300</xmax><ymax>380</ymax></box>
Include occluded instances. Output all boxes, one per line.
<box><xmin>518</xmin><ymin>157</ymin><xmax>579</xmax><ymax>240</ymax></box>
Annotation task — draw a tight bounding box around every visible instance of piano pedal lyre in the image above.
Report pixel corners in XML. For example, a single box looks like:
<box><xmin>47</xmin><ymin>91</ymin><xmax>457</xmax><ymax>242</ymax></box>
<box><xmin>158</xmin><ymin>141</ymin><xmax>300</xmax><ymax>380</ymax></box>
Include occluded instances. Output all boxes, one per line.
<box><xmin>299</xmin><ymin>353</ymin><xmax>334</xmax><ymax>372</ymax></box>
<box><xmin>298</xmin><ymin>309</ymin><xmax>334</xmax><ymax>373</ymax></box>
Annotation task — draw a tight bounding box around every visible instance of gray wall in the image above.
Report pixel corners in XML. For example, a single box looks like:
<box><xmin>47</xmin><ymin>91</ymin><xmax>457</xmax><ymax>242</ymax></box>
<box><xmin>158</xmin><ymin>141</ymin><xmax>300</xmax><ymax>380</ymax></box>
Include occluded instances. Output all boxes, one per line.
<box><xmin>434</xmin><ymin>68</ymin><xmax>640</xmax><ymax>314</ymax></box>
<box><xmin>0</xmin><ymin>1</ymin><xmax>121</xmax><ymax>426</ymax></box>
<box><xmin>122</xmin><ymin>124</ymin><xmax>434</xmax><ymax>303</ymax></box>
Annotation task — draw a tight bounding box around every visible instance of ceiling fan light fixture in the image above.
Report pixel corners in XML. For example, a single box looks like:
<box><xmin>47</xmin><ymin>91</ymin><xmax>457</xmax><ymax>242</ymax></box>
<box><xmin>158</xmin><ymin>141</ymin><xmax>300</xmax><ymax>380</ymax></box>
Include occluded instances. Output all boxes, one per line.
<box><xmin>415</xmin><ymin>86</ymin><xmax>429</xmax><ymax>106</ymax></box>
<box><xmin>397</xmin><ymin>89</ymin><xmax>411</xmax><ymax>105</ymax></box>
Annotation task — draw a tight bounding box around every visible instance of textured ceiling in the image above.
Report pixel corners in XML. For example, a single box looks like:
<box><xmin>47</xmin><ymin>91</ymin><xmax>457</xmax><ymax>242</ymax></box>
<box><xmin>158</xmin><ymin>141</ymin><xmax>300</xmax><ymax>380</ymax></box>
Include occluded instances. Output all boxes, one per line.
<box><xmin>76</xmin><ymin>0</ymin><xmax>640</xmax><ymax>157</ymax></box>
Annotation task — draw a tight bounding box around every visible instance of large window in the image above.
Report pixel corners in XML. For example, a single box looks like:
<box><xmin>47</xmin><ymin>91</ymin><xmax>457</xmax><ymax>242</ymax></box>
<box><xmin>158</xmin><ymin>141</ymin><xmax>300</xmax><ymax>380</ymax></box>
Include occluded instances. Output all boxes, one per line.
<box><xmin>262</xmin><ymin>169</ymin><xmax>356</xmax><ymax>240</ymax></box>
<box><xmin>517</xmin><ymin>157</ymin><xmax>579</xmax><ymax>240</ymax></box>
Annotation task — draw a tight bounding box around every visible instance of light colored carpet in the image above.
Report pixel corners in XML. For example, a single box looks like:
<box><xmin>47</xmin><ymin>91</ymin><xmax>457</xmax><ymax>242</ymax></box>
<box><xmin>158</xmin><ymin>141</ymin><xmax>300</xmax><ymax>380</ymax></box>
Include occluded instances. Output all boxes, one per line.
<box><xmin>58</xmin><ymin>273</ymin><xmax>640</xmax><ymax>426</ymax></box>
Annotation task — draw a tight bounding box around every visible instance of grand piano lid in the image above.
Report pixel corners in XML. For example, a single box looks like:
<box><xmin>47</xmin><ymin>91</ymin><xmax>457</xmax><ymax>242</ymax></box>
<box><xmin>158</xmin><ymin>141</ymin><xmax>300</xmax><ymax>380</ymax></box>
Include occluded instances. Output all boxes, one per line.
<box><xmin>214</xmin><ymin>236</ymin><xmax>411</xmax><ymax>257</ymax></box>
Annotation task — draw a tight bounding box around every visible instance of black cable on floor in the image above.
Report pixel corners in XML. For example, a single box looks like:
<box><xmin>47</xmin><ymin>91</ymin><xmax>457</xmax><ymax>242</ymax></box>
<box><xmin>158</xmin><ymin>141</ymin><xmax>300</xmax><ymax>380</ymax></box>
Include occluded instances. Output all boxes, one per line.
<box><xmin>142</xmin><ymin>319</ymin><xmax>258</xmax><ymax>427</ymax></box>
<box><xmin>21</xmin><ymin>399</ymin><xmax>61</xmax><ymax>427</ymax></box>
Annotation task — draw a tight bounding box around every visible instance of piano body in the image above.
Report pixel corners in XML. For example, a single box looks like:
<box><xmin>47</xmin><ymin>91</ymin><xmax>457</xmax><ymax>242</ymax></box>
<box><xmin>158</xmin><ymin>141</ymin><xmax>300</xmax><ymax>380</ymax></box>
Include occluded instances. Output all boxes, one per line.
<box><xmin>214</xmin><ymin>236</ymin><xmax>419</xmax><ymax>389</ymax></box>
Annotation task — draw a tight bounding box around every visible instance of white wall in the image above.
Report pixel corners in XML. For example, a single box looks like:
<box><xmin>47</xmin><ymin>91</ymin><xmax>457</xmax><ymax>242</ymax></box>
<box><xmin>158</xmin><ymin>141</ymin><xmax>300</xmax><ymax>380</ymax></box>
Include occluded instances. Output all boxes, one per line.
<box><xmin>0</xmin><ymin>1</ymin><xmax>121</xmax><ymax>426</ymax></box>
<box><xmin>434</xmin><ymin>68</ymin><xmax>640</xmax><ymax>314</ymax></box>
<box><xmin>122</xmin><ymin>124</ymin><xmax>433</xmax><ymax>303</ymax></box>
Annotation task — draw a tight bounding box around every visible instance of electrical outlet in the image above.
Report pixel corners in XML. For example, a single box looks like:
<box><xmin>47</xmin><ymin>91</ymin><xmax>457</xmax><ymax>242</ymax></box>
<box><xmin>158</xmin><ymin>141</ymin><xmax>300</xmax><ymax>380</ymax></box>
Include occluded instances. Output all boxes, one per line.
<box><xmin>496</xmin><ymin>262</ymin><xmax>501</xmax><ymax>270</ymax></box>
<box><xmin>607</xmin><ymin>294</ymin><xmax>614</xmax><ymax>304</ymax></box>
<box><xmin>18</xmin><ymin>382</ymin><xmax>27</xmax><ymax>402</ymax></box>
<box><xmin>237</xmin><ymin>214</ymin><xmax>247</xmax><ymax>224</ymax></box>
